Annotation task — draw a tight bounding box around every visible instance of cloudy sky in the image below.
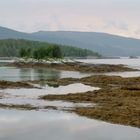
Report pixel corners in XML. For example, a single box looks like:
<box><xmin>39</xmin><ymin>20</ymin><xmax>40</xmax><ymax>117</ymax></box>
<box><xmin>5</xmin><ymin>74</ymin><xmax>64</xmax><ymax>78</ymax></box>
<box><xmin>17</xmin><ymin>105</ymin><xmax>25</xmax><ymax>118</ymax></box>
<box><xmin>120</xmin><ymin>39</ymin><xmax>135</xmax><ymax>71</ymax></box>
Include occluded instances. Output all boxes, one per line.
<box><xmin>0</xmin><ymin>0</ymin><xmax>140</xmax><ymax>38</ymax></box>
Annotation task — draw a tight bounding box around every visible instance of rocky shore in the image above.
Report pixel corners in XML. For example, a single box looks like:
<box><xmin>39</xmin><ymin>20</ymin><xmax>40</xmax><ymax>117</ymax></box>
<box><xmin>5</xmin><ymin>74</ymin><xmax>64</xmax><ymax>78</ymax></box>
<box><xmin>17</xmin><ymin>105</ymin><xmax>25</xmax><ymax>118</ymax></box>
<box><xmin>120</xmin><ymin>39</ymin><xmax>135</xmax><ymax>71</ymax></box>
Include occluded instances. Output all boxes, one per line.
<box><xmin>0</xmin><ymin>60</ymin><xmax>140</xmax><ymax>128</ymax></box>
<box><xmin>40</xmin><ymin>75</ymin><xmax>140</xmax><ymax>128</ymax></box>
<box><xmin>0</xmin><ymin>81</ymin><xmax>35</xmax><ymax>89</ymax></box>
<box><xmin>7</xmin><ymin>60</ymin><xmax>137</xmax><ymax>73</ymax></box>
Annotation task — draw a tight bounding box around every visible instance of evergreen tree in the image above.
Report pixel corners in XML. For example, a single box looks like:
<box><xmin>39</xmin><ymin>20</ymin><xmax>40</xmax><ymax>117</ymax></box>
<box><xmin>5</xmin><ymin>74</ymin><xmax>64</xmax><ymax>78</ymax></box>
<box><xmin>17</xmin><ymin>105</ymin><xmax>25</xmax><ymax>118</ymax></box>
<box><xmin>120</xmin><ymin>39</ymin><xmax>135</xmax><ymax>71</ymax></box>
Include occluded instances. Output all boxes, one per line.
<box><xmin>19</xmin><ymin>48</ymin><xmax>27</xmax><ymax>57</ymax></box>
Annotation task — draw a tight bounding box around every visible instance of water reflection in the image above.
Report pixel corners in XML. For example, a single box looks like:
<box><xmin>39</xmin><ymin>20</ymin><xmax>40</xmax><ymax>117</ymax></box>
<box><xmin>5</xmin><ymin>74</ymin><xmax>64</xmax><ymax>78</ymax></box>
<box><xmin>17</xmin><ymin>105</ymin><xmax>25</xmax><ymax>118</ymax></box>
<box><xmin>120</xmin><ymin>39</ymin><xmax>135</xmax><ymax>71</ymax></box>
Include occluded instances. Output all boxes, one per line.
<box><xmin>1</xmin><ymin>83</ymin><xmax>97</xmax><ymax>98</ymax></box>
<box><xmin>76</xmin><ymin>58</ymin><xmax>140</xmax><ymax>69</ymax></box>
<box><xmin>0</xmin><ymin>83</ymin><xmax>98</xmax><ymax>109</ymax></box>
<box><xmin>76</xmin><ymin>58</ymin><xmax>140</xmax><ymax>77</ymax></box>
<box><xmin>0</xmin><ymin>98</ymin><xmax>94</xmax><ymax>110</ymax></box>
<box><xmin>0</xmin><ymin>59</ymin><xmax>140</xmax><ymax>139</ymax></box>
<box><xmin>0</xmin><ymin>67</ymin><xmax>89</xmax><ymax>81</ymax></box>
<box><xmin>105</xmin><ymin>71</ymin><xmax>140</xmax><ymax>78</ymax></box>
<box><xmin>19</xmin><ymin>68</ymin><xmax>61</xmax><ymax>81</ymax></box>
<box><xmin>0</xmin><ymin>109</ymin><xmax>139</xmax><ymax>140</ymax></box>
<box><xmin>0</xmin><ymin>60</ymin><xmax>15</xmax><ymax>66</ymax></box>
<box><xmin>19</xmin><ymin>68</ymin><xmax>33</xmax><ymax>81</ymax></box>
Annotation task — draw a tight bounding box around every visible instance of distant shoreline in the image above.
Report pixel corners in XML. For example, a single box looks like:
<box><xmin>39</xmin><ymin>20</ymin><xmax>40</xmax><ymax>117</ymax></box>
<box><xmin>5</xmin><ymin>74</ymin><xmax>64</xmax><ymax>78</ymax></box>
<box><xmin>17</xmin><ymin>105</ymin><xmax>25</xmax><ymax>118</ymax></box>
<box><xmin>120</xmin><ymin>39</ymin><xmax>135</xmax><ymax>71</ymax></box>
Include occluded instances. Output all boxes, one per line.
<box><xmin>6</xmin><ymin>58</ymin><xmax>137</xmax><ymax>73</ymax></box>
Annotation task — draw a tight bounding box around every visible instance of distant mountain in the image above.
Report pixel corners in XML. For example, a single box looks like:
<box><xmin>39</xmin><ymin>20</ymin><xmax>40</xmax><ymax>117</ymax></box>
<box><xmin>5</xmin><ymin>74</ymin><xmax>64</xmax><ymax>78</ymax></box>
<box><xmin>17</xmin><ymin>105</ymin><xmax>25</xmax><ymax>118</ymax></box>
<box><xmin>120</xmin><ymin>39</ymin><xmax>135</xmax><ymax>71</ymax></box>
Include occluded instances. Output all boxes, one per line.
<box><xmin>0</xmin><ymin>26</ymin><xmax>140</xmax><ymax>56</ymax></box>
<box><xmin>0</xmin><ymin>26</ymin><xmax>30</xmax><ymax>39</ymax></box>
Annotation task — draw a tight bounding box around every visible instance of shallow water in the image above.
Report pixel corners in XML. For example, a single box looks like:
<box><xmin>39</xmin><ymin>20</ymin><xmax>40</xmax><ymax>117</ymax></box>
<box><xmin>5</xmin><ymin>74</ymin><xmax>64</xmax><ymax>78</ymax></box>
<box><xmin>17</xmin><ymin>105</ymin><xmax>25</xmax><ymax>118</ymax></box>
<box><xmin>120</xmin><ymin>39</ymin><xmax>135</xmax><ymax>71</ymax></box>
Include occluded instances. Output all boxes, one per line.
<box><xmin>77</xmin><ymin>58</ymin><xmax>140</xmax><ymax>77</ymax></box>
<box><xmin>0</xmin><ymin>109</ymin><xmax>139</xmax><ymax>140</ymax></box>
<box><xmin>0</xmin><ymin>67</ymin><xmax>90</xmax><ymax>81</ymax></box>
<box><xmin>0</xmin><ymin>59</ymin><xmax>15</xmax><ymax>66</ymax></box>
<box><xmin>0</xmin><ymin>83</ymin><xmax>98</xmax><ymax>109</ymax></box>
<box><xmin>105</xmin><ymin>71</ymin><xmax>140</xmax><ymax>77</ymax></box>
<box><xmin>0</xmin><ymin>98</ymin><xmax>94</xmax><ymax>110</ymax></box>
<box><xmin>76</xmin><ymin>58</ymin><xmax>140</xmax><ymax>69</ymax></box>
<box><xmin>0</xmin><ymin>59</ymin><xmax>140</xmax><ymax>139</ymax></box>
<box><xmin>1</xmin><ymin>59</ymin><xmax>140</xmax><ymax>80</ymax></box>
<box><xmin>1</xmin><ymin>83</ymin><xmax>98</xmax><ymax>97</ymax></box>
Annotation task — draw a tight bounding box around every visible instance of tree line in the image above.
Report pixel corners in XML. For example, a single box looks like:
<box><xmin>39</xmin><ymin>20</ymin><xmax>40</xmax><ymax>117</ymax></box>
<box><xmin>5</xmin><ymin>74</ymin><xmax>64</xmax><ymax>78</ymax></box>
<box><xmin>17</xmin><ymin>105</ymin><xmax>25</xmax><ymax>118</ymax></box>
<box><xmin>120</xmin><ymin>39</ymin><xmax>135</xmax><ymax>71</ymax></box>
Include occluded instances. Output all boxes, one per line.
<box><xmin>19</xmin><ymin>45</ymin><xmax>62</xmax><ymax>59</ymax></box>
<box><xmin>0</xmin><ymin>39</ymin><xmax>100</xmax><ymax>58</ymax></box>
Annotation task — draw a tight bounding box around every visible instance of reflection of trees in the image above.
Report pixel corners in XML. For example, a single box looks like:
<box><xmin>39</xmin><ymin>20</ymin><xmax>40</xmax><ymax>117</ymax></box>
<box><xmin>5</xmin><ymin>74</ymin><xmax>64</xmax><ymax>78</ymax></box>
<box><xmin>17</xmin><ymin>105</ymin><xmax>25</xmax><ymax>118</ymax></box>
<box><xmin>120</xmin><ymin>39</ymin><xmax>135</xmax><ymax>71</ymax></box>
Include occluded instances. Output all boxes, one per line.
<box><xmin>19</xmin><ymin>68</ymin><xmax>32</xmax><ymax>81</ymax></box>
<box><xmin>19</xmin><ymin>68</ymin><xmax>61</xmax><ymax>81</ymax></box>
<box><xmin>34</xmin><ymin>68</ymin><xmax>61</xmax><ymax>80</ymax></box>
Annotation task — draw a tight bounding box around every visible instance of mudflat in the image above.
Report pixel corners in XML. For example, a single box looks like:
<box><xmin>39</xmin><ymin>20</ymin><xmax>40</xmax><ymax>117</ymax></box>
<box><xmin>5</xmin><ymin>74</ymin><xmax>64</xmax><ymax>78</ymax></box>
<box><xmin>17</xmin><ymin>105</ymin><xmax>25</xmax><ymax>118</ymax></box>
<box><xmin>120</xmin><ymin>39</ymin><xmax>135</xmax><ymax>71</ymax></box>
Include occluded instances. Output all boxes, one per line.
<box><xmin>2</xmin><ymin>61</ymin><xmax>140</xmax><ymax>128</ymax></box>
<box><xmin>41</xmin><ymin>75</ymin><xmax>140</xmax><ymax>128</ymax></box>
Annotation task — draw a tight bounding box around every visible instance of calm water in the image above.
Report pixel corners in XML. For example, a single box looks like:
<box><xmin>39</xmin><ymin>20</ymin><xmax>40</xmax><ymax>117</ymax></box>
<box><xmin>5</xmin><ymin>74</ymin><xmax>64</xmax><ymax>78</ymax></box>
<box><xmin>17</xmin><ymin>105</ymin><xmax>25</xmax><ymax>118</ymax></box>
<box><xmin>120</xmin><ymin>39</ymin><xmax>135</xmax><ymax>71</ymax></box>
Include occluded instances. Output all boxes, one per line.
<box><xmin>0</xmin><ymin>59</ymin><xmax>140</xmax><ymax>139</ymax></box>
<box><xmin>0</xmin><ymin>109</ymin><xmax>139</xmax><ymax>140</ymax></box>
<box><xmin>0</xmin><ymin>59</ymin><xmax>90</xmax><ymax>81</ymax></box>
<box><xmin>1</xmin><ymin>59</ymin><xmax>140</xmax><ymax>81</ymax></box>
<box><xmin>77</xmin><ymin>58</ymin><xmax>140</xmax><ymax>77</ymax></box>
<box><xmin>76</xmin><ymin>58</ymin><xmax>140</xmax><ymax>69</ymax></box>
<box><xmin>0</xmin><ymin>60</ymin><xmax>15</xmax><ymax>67</ymax></box>
<box><xmin>0</xmin><ymin>83</ymin><xmax>98</xmax><ymax>109</ymax></box>
<box><xmin>0</xmin><ymin>67</ymin><xmax>90</xmax><ymax>81</ymax></box>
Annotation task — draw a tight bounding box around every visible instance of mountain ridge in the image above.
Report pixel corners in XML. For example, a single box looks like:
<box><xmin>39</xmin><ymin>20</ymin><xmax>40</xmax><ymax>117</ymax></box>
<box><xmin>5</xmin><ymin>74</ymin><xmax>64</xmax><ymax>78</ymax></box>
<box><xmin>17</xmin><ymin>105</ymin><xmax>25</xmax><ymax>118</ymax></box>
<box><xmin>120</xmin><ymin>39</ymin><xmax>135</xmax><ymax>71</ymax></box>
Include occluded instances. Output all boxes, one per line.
<box><xmin>0</xmin><ymin>26</ymin><xmax>140</xmax><ymax>56</ymax></box>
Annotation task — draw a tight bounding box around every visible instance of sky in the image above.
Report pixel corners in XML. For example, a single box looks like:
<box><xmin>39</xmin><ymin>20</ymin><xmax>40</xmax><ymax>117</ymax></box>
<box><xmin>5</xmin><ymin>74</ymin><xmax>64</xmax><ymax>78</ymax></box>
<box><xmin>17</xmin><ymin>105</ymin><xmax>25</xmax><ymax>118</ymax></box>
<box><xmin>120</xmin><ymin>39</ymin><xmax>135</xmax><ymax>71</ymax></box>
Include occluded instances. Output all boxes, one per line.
<box><xmin>0</xmin><ymin>0</ymin><xmax>140</xmax><ymax>38</ymax></box>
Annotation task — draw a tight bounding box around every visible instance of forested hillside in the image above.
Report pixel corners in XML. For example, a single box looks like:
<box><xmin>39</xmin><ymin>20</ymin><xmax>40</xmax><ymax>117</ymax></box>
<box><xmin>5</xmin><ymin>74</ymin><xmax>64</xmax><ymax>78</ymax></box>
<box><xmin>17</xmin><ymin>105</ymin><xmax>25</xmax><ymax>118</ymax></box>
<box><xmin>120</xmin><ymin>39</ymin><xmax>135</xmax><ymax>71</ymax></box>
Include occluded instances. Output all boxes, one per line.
<box><xmin>0</xmin><ymin>39</ymin><xmax>100</xmax><ymax>57</ymax></box>
<box><xmin>1</xmin><ymin>26</ymin><xmax>140</xmax><ymax>56</ymax></box>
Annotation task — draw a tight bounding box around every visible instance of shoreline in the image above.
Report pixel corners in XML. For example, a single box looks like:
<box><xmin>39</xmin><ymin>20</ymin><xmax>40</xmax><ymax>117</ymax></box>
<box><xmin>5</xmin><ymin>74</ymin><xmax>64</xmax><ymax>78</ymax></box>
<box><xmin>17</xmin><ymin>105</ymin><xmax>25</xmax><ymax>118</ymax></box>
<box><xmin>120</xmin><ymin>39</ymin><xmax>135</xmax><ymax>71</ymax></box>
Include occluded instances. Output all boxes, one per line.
<box><xmin>7</xmin><ymin>60</ymin><xmax>138</xmax><ymax>73</ymax></box>
<box><xmin>0</xmin><ymin>60</ymin><xmax>140</xmax><ymax>128</ymax></box>
<box><xmin>40</xmin><ymin>75</ymin><xmax>140</xmax><ymax>128</ymax></box>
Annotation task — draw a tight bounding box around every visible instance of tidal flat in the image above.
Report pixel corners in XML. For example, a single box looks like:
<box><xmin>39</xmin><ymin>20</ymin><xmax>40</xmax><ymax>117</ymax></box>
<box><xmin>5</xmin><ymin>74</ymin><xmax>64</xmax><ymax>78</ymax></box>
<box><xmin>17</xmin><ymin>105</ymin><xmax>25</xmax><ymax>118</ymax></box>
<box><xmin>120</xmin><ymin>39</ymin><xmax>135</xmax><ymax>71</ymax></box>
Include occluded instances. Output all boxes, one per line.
<box><xmin>41</xmin><ymin>75</ymin><xmax>140</xmax><ymax>128</ymax></box>
<box><xmin>1</xmin><ymin>61</ymin><xmax>139</xmax><ymax>128</ymax></box>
